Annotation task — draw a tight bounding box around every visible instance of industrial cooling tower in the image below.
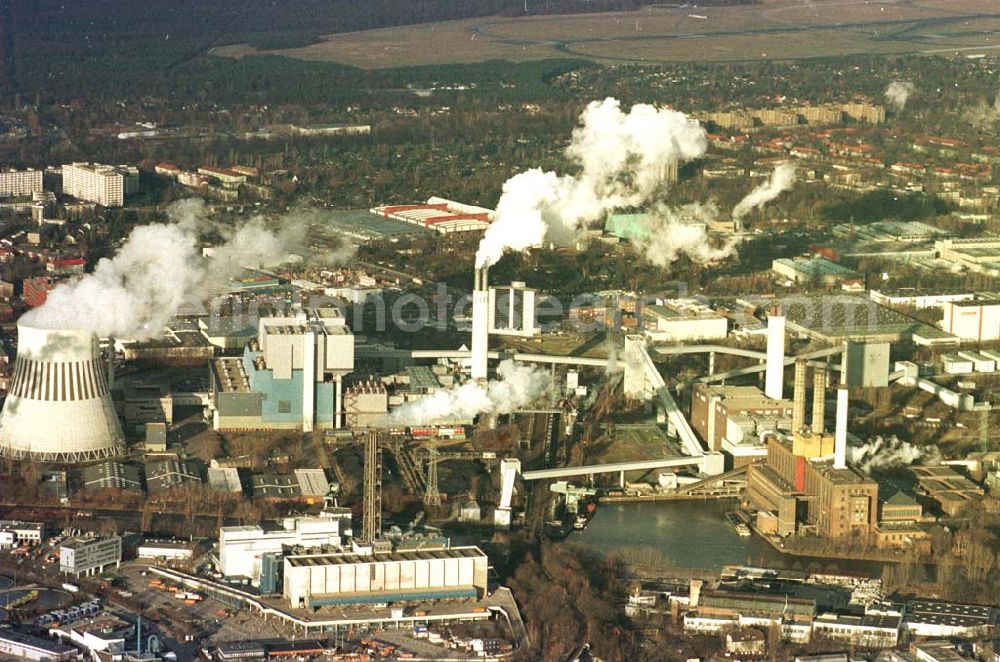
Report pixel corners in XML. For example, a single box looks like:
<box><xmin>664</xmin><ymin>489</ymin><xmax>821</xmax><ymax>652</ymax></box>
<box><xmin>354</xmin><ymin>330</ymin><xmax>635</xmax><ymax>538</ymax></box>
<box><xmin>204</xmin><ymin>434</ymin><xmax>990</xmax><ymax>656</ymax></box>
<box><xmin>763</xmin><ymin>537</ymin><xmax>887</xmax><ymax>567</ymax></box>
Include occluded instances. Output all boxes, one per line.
<box><xmin>0</xmin><ymin>321</ymin><xmax>125</xmax><ymax>462</ymax></box>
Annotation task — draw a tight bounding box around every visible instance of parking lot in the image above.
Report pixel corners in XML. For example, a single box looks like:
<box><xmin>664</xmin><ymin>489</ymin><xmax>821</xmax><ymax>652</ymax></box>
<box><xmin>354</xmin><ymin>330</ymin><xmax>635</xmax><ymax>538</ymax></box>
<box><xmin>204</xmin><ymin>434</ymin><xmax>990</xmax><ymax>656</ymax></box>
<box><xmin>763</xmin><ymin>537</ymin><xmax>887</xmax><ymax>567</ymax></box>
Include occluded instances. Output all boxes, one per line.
<box><xmin>118</xmin><ymin>563</ymin><xmax>292</xmax><ymax>649</ymax></box>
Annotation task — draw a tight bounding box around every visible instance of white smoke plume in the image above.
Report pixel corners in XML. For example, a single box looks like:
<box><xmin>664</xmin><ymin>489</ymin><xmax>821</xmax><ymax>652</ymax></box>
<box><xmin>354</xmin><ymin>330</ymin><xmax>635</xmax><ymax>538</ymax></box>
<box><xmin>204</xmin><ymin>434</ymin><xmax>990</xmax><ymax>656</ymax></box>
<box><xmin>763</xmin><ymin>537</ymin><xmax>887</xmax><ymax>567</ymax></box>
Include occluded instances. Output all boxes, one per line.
<box><xmin>732</xmin><ymin>163</ymin><xmax>797</xmax><ymax>222</ymax></box>
<box><xmin>964</xmin><ymin>86</ymin><xmax>1000</xmax><ymax>127</ymax></box>
<box><xmin>848</xmin><ymin>435</ymin><xmax>941</xmax><ymax>473</ymax></box>
<box><xmin>640</xmin><ymin>201</ymin><xmax>737</xmax><ymax>267</ymax></box>
<box><xmin>22</xmin><ymin>199</ymin><xmax>306</xmax><ymax>339</ymax></box>
<box><xmin>476</xmin><ymin>97</ymin><xmax>707</xmax><ymax>268</ymax></box>
<box><xmin>388</xmin><ymin>360</ymin><xmax>552</xmax><ymax>425</ymax></box>
<box><xmin>884</xmin><ymin>81</ymin><xmax>915</xmax><ymax>111</ymax></box>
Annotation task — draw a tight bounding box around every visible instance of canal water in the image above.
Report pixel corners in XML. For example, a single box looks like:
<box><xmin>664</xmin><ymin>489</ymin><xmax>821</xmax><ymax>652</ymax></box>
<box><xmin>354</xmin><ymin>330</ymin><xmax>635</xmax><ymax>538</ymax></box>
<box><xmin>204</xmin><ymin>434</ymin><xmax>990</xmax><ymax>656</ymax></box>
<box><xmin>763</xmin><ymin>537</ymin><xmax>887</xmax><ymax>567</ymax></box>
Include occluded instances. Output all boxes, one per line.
<box><xmin>565</xmin><ymin>500</ymin><xmax>885</xmax><ymax>577</ymax></box>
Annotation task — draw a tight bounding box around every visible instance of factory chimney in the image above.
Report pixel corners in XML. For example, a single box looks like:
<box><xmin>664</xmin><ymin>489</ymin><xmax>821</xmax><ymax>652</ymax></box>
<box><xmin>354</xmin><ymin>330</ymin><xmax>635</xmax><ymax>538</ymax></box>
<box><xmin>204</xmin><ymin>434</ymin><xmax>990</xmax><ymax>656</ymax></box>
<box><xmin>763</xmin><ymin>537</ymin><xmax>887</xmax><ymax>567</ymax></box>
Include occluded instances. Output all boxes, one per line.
<box><xmin>471</xmin><ymin>266</ymin><xmax>490</xmax><ymax>381</ymax></box>
<box><xmin>834</xmin><ymin>385</ymin><xmax>849</xmax><ymax>469</ymax></box>
<box><xmin>811</xmin><ymin>365</ymin><xmax>826</xmax><ymax>433</ymax></box>
<box><xmin>792</xmin><ymin>358</ymin><xmax>807</xmax><ymax>432</ymax></box>
<box><xmin>764</xmin><ymin>306</ymin><xmax>785</xmax><ymax>400</ymax></box>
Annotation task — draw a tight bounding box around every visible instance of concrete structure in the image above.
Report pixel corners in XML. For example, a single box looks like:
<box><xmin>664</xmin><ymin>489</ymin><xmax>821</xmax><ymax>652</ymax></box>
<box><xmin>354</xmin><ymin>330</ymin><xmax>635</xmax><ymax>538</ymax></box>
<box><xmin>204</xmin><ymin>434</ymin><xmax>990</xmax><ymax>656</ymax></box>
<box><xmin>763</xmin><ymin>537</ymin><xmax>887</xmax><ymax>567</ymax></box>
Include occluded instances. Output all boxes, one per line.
<box><xmin>0</xmin><ymin>629</ymin><xmax>78</xmax><ymax>661</ymax></box>
<box><xmin>690</xmin><ymin>384</ymin><xmax>793</xmax><ymax>454</ymax></box>
<box><xmin>643</xmin><ymin>299</ymin><xmax>728</xmax><ymax>343</ymax></box>
<box><xmin>622</xmin><ymin>336</ymin><xmax>724</xmax><ymax>476</ymax></box>
<box><xmin>844</xmin><ymin>341</ymin><xmax>891</xmax><ymax>388</ymax></box>
<box><xmin>219</xmin><ymin>510</ymin><xmax>352</xmax><ymax>585</ymax></box>
<box><xmin>772</xmin><ymin>256</ymin><xmax>857</xmax><ymax>285</ymax></box>
<box><xmin>834</xmin><ymin>387</ymin><xmax>849</xmax><ymax>469</ymax></box>
<box><xmin>283</xmin><ymin>545</ymin><xmax>488</xmax><ymax>608</ymax></box>
<box><xmin>765</xmin><ymin>308</ymin><xmax>786</xmax><ymax>400</ymax></box>
<box><xmin>118</xmin><ymin>382</ymin><xmax>172</xmax><ymax>426</ymax></box>
<box><xmin>488</xmin><ymin>281</ymin><xmax>538</xmax><ymax>337</ymax></box>
<box><xmin>62</xmin><ymin>162</ymin><xmax>129</xmax><ymax>207</ymax></box>
<box><xmin>0</xmin><ymin>168</ymin><xmax>43</xmax><ymax>197</ymax></box>
<box><xmin>59</xmin><ymin>535</ymin><xmax>122</xmax><ymax>577</ymax></box>
<box><xmin>0</xmin><ymin>322</ymin><xmax>125</xmax><ymax>462</ymax></box>
<box><xmin>942</xmin><ymin>294</ymin><xmax>1000</xmax><ymax>341</ymax></box>
<box><xmin>343</xmin><ymin>379</ymin><xmax>388</xmax><ymax>428</ymax></box>
<box><xmin>211</xmin><ymin>308</ymin><xmax>354</xmax><ymax>431</ymax></box>
<box><xmin>471</xmin><ymin>267</ymin><xmax>490</xmax><ymax>381</ymax></box>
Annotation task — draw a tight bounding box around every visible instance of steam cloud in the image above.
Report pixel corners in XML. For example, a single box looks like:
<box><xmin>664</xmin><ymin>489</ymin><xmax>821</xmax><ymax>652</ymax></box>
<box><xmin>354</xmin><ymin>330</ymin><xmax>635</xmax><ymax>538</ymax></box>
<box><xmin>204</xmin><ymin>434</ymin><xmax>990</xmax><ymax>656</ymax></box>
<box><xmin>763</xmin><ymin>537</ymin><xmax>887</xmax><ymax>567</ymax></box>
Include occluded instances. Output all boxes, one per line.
<box><xmin>964</xmin><ymin>86</ymin><xmax>1000</xmax><ymax>127</ymax></box>
<box><xmin>476</xmin><ymin>97</ymin><xmax>708</xmax><ymax>269</ymax></box>
<box><xmin>388</xmin><ymin>360</ymin><xmax>552</xmax><ymax>425</ymax></box>
<box><xmin>848</xmin><ymin>435</ymin><xmax>941</xmax><ymax>473</ymax></box>
<box><xmin>732</xmin><ymin>163</ymin><xmax>797</xmax><ymax>222</ymax></box>
<box><xmin>22</xmin><ymin>199</ymin><xmax>314</xmax><ymax>339</ymax></box>
<box><xmin>884</xmin><ymin>81</ymin><xmax>915</xmax><ymax>111</ymax></box>
<box><xmin>640</xmin><ymin>202</ymin><xmax>737</xmax><ymax>267</ymax></box>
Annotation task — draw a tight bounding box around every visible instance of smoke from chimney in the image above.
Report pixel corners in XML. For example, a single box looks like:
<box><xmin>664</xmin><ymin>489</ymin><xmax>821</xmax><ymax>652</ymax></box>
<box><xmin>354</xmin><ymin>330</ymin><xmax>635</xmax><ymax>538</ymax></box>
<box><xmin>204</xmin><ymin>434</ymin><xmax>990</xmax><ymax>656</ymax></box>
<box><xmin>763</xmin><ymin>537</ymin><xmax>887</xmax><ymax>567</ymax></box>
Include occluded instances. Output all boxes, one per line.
<box><xmin>732</xmin><ymin>162</ymin><xmax>797</xmax><ymax>223</ymax></box>
<box><xmin>475</xmin><ymin>97</ymin><xmax>708</xmax><ymax>269</ymax></box>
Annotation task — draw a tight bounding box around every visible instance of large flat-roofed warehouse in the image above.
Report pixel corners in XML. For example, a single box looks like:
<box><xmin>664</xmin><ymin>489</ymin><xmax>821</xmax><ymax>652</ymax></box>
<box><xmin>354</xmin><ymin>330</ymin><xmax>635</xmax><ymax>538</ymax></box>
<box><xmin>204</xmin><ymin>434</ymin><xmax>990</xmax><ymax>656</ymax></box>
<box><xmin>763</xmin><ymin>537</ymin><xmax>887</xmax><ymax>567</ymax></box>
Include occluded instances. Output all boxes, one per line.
<box><xmin>774</xmin><ymin>295</ymin><xmax>956</xmax><ymax>345</ymax></box>
<box><xmin>283</xmin><ymin>545</ymin><xmax>488</xmax><ymax>608</ymax></box>
<box><xmin>370</xmin><ymin>197</ymin><xmax>493</xmax><ymax>234</ymax></box>
<box><xmin>935</xmin><ymin>237</ymin><xmax>1000</xmax><ymax>276</ymax></box>
<box><xmin>772</xmin><ymin>256</ymin><xmax>857</xmax><ymax>285</ymax></box>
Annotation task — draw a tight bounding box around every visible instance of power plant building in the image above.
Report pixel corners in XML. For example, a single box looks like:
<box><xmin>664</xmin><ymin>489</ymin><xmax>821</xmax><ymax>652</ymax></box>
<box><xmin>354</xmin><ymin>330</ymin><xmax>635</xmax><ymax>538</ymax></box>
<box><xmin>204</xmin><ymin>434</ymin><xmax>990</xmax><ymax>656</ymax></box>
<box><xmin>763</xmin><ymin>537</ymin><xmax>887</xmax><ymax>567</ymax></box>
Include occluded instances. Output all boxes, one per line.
<box><xmin>218</xmin><ymin>510</ymin><xmax>353</xmax><ymax>586</ymax></box>
<box><xmin>746</xmin><ymin>427</ymin><xmax>879</xmax><ymax>539</ymax></box>
<box><xmin>0</xmin><ymin>322</ymin><xmax>125</xmax><ymax>462</ymax></box>
<box><xmin>210</xmin><ymin>308</ymin><xmax>354</xmax><ymax>431</ymax></box>
<box><xmin>488</xmin><ymin>281</ymin><xmax>538</xmax><ymax>337</ymax></box>
<box><xmin>690</xmin><ymin>384</ymin><xmax>793</xmax><ymax>459</ymax></box>
<box><xmin>283</xmin><ymin>545</ymin><xmax>488</xmax><ymax>608</ymax></box>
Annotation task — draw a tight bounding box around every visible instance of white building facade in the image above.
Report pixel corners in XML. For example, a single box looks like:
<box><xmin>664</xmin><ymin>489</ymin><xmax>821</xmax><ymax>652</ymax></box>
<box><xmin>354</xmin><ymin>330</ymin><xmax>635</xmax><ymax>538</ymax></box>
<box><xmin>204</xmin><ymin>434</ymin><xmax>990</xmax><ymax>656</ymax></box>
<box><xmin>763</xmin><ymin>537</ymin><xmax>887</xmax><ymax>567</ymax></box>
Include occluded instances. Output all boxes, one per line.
<box><xmin>218</xmin><ymin>511</ymin><xmax>352</xmax><ymax>585</ymax></box>
<box><xmin>62</xmin><ymin>162</ymin><xmax>126</xmax><ymax>207</ymax></box>
<box><xmin>0</xmin><ymin>169</ymin><xmax>43</xmax><ymax>197</ymax></box>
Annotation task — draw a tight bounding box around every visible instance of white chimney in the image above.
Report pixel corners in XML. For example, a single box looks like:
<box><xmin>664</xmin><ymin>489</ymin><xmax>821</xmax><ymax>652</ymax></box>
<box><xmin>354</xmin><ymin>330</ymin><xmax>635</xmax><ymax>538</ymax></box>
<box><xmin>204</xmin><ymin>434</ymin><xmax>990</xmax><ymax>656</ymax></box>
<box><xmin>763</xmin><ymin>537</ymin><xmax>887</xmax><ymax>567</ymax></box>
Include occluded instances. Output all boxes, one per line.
<box><xmin>765</xmin><ymin>306</ymin><xmax>785</xmax><ymax>400</ymax></box>
<box><xmin>471</xmin><ymin>266</ymin><xmax>490</xmax><ymax>381</ymax></box>
<box><xmin>834</xmin><ymin>386</ymin><xmax>849</xmax><ymax>469</ymax></box>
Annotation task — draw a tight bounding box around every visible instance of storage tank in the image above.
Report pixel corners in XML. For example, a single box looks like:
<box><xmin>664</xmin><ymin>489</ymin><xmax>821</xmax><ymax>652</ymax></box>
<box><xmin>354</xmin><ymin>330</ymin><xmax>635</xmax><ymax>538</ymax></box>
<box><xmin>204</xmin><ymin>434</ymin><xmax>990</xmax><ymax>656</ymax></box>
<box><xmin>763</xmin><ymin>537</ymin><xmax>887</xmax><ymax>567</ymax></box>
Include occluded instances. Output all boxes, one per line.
<box><xmin>0</xmin><ymin>321</ymin><xmax>125</xmax><ymax>462</ymax></box>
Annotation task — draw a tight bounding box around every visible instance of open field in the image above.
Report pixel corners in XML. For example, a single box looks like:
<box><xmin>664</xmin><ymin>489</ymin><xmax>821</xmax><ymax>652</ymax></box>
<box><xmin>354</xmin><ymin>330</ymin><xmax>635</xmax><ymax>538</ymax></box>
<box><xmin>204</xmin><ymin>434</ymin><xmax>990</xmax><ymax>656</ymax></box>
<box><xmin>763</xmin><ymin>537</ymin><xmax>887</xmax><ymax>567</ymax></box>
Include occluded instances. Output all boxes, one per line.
<box><xmin>212</xmin><ymin>0</ymin><xmax>1000</xmax><ymax>68</ymax></box>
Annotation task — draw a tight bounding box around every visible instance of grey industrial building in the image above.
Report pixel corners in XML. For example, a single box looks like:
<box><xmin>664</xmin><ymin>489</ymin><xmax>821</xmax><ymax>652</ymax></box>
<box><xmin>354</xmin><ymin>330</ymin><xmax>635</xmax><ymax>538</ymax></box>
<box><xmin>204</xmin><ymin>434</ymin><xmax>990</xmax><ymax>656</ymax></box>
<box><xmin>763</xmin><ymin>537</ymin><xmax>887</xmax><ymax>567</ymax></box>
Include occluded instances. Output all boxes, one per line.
<box><xmin>59</xmin><ymin>535</ymin><xmax>122</xmax><ymax>577</ymax></box>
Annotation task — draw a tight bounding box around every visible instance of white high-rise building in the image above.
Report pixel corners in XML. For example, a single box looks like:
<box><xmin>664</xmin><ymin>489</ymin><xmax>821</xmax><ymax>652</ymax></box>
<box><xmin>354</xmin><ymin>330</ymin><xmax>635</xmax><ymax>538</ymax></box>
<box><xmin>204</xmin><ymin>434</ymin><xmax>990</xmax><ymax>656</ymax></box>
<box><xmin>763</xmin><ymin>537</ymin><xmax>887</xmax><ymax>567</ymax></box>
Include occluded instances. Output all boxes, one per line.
<box><xmin>0</xmin><ymin>169</ymin><xmax>43</xmax><ymax>197</ymax></box>
<box><xmin>61</xmin><ymin>163</ymin><xmax>126</xmax><ymax>207</ymax></box>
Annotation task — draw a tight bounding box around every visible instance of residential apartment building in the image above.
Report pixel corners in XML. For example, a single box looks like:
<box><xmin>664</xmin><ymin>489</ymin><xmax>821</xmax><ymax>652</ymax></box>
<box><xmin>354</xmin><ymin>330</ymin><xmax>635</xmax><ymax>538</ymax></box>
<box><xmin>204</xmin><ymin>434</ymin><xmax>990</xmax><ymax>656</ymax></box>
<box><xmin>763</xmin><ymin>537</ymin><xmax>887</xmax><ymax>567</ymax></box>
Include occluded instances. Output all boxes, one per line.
<box><xmin>0</xmin><ymin>169</ymin><xmax>43</xmax><ymax>197</ymax></box>
<box><xmin>61</xmin><ymin>163</ymin><xmax>132</xmax><ymax>207</ymax></box>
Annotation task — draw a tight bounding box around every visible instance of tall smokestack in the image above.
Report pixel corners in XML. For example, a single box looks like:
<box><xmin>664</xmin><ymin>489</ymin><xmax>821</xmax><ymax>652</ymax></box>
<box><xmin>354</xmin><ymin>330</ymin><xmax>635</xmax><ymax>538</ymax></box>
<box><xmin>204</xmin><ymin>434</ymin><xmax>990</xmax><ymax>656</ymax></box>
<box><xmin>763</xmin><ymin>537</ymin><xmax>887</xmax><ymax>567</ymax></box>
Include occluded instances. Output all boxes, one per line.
<box><xmin>765</xmin><ymin>306</ymin><xmax>785</xmax><ymax>400</ymax></box>
<box><xmin>471</xmin><ymin>266</ymin><xmax>490</xmax><ymax>381</ymax></box>
<box><xmin>792</xmin><ymin>358</ymin><xmax>807</xmax><ymax>432</ymax></box>
<box><xmin>834</xmin><ymin>386</ymin><xmax>849</xmax><ymax>469</ymax></box>
<box><xmin>812</xmin><ymin>366</ymin><xmax>826</xmax><ymax>433</ymax></box>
